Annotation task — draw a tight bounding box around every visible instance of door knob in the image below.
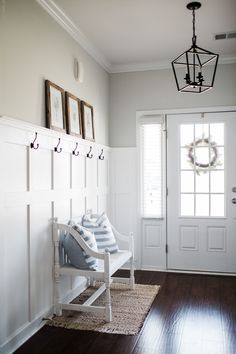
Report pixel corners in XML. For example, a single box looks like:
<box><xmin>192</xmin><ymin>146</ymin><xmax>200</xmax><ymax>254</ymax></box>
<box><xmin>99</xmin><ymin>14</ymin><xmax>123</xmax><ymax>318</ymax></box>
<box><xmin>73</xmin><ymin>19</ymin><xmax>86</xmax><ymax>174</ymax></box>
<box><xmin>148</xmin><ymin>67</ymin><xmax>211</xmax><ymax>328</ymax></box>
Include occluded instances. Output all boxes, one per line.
<box><xmin>232</xmin><ymin>198</ymin><xmax>236</xmax><ymax>204</ymax></box>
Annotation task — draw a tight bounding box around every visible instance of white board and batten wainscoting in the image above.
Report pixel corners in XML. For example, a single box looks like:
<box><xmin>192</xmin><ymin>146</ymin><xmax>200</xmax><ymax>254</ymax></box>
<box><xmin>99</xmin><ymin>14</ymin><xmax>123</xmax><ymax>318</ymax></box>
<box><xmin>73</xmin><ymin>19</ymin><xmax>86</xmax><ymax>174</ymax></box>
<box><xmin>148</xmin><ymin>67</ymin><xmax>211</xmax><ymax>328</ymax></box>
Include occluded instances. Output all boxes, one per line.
<box><xmin>1</xmin><ymin>107</ymin><xmax>236</xmax><ymax>353</ymax></box>
<box><xmin>0</xmin><ymin>116</ymin><xmax>110</xmax><ymax>354</ymax></box>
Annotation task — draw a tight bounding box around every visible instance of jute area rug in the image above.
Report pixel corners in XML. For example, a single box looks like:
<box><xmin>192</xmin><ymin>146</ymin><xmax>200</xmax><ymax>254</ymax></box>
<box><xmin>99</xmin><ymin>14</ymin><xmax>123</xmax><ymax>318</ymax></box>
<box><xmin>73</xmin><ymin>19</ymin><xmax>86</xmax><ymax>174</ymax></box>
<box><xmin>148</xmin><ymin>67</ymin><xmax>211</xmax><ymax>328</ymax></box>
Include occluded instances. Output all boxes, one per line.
<box><xmin>47</xmin><ymin>283</ymin><xmax>160</xmax><ymax>335</ymax></box>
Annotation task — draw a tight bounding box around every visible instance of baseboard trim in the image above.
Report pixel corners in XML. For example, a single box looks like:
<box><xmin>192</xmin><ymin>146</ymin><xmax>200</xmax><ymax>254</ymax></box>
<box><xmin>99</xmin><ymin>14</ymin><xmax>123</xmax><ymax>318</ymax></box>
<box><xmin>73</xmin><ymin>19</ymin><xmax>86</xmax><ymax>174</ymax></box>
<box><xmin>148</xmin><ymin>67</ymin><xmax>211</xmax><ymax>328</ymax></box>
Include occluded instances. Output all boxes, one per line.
<box><xmin>1</xmin><ymin>280</ymin><xmax>88</xmax><ymax>354</ymax></box>
<box><xmin>166</xmin><ymin>269</ymin><xmax>236</xmax><ymax>277</ymax></box>
<box><xmin>1</xmin><ymin>307</ymin><xmax>53</xmax><ymax>354</ymax></box>
<box><xmin>140</xmin><ymin>266</ymin><xmax>236</xmax><ymax>277</ymax></box>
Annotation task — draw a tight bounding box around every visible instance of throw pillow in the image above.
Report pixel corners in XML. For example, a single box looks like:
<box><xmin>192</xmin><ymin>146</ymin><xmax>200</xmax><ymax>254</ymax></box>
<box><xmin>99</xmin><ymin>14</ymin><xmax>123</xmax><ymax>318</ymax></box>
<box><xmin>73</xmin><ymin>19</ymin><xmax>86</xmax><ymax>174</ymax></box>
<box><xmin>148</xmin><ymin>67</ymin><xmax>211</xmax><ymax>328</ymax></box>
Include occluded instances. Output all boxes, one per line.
<box><xmin>63</xmin><ymin>223</ymin><xmax>98</xmax><ymax>270</ymax></box>
<box><xmin>82</xmin><ymin>212</ymin><xmax>119</xmax><ymax>254</ymax></box>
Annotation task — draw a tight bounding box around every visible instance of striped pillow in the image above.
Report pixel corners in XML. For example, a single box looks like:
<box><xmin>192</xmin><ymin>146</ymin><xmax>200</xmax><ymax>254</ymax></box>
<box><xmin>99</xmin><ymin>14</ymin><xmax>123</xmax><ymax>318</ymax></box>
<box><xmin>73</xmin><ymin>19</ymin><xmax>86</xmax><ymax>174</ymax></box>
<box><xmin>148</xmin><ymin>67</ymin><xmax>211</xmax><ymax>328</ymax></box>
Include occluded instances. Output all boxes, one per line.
<box><xmin>82</xmin><ymin>212</ymin><xmax>119</xmax><ymax>254</ymax></box>
<box><xmin>63</xmin><ymin>223</ymin><xmax>98</xmax><ymax>270</ymax></box>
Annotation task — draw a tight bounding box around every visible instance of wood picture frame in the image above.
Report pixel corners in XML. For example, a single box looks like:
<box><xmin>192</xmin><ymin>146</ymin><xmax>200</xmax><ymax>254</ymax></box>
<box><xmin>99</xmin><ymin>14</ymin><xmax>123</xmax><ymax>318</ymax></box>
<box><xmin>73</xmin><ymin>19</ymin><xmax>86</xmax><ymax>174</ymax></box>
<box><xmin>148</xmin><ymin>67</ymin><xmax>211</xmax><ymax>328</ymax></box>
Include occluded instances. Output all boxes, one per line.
<box><xmin>65</xmin><ymin>92</ymin><xmax>82</xmax><ymax>138</ymax></box>
<box><xmin>45</xmin><ymin>80</ymin><xmax>66</xmax><ymax>133</ymax></box>
<box><xmin>81</xmin><ymin>101</ymin><xmax>95</xmax><ymax>142</ymax></box>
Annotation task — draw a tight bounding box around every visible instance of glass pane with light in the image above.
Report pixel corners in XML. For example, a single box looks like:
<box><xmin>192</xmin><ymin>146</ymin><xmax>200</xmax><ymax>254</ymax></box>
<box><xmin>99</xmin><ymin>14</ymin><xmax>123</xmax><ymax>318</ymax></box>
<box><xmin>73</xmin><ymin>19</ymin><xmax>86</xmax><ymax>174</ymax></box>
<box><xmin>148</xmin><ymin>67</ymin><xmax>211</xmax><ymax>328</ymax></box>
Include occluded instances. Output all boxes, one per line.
<box><xmin>210</xmin><ymin>123</ymin><xmax>224</xmax><ymax>145</ymax></box>
<box><xmin>181</xmin><ymin>194</ymin><xmax>194</xmax><ymax>216</ymax></box>
<box><xmin>196</xmin><ymin>194</ymin><xmax>209</xmax><ymax>216</ymax></box>
<box><xmin>180</xmin><ymin>124</ymin><xmax>194</xmax><ymax>147</ymax></box>
<box><xmin>210</xmin><ymin>171</ymin><xmax>224</xmax><ymax>193</ymax></box>
<box><xmin>196</xmin><ymin>171</ymin><xmax>209</xmax><ymax>193</ymax></box>
<box><xmin>195</xmin><ymin>123</ymin><xmax>209</xmax><ymax>141</ymax></box>
<box><xmin>181</xmin><ymin>171</ymin><xmax>194</xmax><ymax>193</ymax></box>
<box><xmin>210</xmin><ymin>194</ymin><xmax>225</xmax><ymax>217</ymax></box>
<box><xmin>181</xmin><ymin>148</ymin><xmax>193</xmax><ymax>169</ymax></box>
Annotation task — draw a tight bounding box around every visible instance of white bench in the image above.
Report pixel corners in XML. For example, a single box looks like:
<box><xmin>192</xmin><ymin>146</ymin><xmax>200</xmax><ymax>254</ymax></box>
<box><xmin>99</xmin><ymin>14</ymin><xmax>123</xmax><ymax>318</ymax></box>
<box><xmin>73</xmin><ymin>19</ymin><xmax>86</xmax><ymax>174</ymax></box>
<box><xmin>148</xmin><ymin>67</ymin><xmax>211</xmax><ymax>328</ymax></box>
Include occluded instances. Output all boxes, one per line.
<box><xmin>52</xmin><ymin>218</ymin><xmax>135</xmax><ymax>322</ymax></box>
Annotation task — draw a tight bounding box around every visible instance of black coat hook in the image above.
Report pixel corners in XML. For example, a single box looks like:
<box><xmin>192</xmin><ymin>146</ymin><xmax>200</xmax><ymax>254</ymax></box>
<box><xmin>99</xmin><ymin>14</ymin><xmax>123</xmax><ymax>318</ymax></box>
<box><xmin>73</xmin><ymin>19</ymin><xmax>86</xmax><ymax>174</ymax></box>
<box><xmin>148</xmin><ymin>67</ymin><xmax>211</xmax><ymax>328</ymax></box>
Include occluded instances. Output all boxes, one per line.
<box><xmin>87</xmin><ymin>146</ymin><xmax>93</xmax><ymax>159</ymax></box>
<box><xmin>72</xmin><ymin>142</ymin><xmax>79</xmax><ymax>156</ymax></box>
<box><xmin>54</xmin><ymin>138</ymin><xmax>62</xmax><ymax>153</ymax></box>
<box><xmin>98</xmin><ymin>149</ymin><xmax>104</xmax><ymax>160</ymax></box>
<box><xmin>30</xmin><ymin>132</ymin><xmax>39</xmax><ymax>150</ymax></box>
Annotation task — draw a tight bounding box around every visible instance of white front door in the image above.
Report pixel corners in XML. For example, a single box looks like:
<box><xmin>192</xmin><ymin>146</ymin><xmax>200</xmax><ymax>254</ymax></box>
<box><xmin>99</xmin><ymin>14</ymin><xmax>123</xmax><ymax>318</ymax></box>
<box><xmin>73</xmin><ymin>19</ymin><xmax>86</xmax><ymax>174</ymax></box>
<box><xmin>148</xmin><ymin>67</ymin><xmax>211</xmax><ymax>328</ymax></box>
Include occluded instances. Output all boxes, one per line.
<box><xmin>167</xmin><ymin>111</ymin><xmax>236</xmax><ymax>273</ymax></box>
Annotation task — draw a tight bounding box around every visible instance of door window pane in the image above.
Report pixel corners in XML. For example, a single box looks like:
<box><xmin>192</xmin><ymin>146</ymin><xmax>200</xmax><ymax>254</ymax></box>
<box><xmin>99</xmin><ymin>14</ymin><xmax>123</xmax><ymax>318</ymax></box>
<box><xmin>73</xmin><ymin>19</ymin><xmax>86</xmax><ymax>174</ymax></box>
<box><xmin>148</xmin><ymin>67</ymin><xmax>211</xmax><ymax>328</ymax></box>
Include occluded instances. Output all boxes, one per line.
<box><xmin>212</xmin><ymin>147</ymin><xmax>224</xmax><ymax>169</ymax></box>
<box><xmin>195</xmin><ymin>123</ymin><xmax>209</xmax><ymax>140</ymax></box>
<box><xmin>196</xmin><ymin>171</ymin><xmax>209</xmax><ymax>193</ymax></box>
<box><xmin>211</xmin><ymin>171</ymin><xmax>224</xmax><ymax>193</ymax></box>
<box><xmin>181</xmin><ymin>148</ymin><xmax>193</xmax><ymax>169</ymax></box>
<box><xmin>196</xmin><ymin>194</ymin><xmax>209</xmax><ymax>216</ymax></box>
<box><xmin>180</xmin><ymin>125</ymin><xmax>194</xmax><ymax>147</ymax></box>
<box><xmin>181</xmin><ymin>171</ymin><xmax>194</xmax><ymax>193</ymax></box>
<box><xmin>210</xmin><ymin>194</ymin><xmax>225</xmax><ymax>217</ymax></box>
<box><xmin>195</xmin><ymin>147</ymin><xmax>209</xmax><ymax>166</ymax></box>
<box><xmin>181</xmin><ymin>194</ymin><xmax>194</xmax><ymax>216</ymax></box>
<box><xmin>210</xmin><ymin>123</ymin><xmax>224</xmax><ymax>145</ymax></box>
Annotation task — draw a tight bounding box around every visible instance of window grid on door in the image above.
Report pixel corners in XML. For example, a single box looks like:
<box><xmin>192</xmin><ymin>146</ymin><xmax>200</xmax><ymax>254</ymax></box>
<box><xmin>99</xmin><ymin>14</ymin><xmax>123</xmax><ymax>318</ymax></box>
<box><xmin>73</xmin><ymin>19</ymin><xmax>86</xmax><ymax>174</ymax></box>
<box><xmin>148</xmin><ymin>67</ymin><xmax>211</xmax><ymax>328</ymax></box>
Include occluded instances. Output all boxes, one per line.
<box><xmin>180</xmin><ymin>122</ymin><xmax>225</xmax><ymax>217</ymax></box>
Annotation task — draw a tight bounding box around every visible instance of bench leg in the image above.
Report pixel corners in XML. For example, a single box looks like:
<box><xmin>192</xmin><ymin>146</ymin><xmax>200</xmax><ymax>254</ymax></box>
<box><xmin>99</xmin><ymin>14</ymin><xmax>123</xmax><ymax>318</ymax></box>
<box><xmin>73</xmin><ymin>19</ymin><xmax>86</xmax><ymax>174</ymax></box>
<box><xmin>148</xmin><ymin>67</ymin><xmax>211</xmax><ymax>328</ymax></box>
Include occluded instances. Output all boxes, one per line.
<box><xmin>105</xmin><ymin>280</ymin><xmax>112</xmax><ymax>322</ymax></box>
<box><xmin>130</xmin><ymin>256</ymin><xmax>135</xmax><ymax>290</ymax></box>
<box><xmin>54</xmin><ymin>269</ymin><xmax>62</xmax><ymax>316</ymax></box>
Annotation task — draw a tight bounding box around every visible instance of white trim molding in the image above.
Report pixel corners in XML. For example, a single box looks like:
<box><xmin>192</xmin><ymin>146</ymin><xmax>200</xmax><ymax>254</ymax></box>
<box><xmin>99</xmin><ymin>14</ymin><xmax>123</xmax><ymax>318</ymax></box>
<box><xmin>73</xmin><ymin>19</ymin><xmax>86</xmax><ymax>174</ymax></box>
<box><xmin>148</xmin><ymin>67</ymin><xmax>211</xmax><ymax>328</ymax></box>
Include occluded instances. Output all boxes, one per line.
<box><xmin>36</xmin><ymin>0</ymin><xmax>111</xmax><ymax>72</ymax></box>
<box><xmin>36</xmin><ymin>0</ymin><xmax>236</xmax><ymax>74</ymax></box>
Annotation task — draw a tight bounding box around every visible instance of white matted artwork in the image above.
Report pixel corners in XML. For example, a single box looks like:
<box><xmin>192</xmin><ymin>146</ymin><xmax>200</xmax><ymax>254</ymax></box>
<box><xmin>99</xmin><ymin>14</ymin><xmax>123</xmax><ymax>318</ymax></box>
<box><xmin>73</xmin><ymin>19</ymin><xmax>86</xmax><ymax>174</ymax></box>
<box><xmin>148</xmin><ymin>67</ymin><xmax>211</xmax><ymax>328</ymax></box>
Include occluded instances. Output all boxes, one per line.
<box><xmin>65</xmin><ymin>92</ymin><xmax>82</xmax><ymax>137</ymax></box>
<box><xmin>81</xmin><ymin>101</ymin><xmax>95</xmax><ymax>141</ymax></box>
<box><xmin>45</xmin><ymin>80</ymin><xmax>66</xmax><ymax>133</ymax></box>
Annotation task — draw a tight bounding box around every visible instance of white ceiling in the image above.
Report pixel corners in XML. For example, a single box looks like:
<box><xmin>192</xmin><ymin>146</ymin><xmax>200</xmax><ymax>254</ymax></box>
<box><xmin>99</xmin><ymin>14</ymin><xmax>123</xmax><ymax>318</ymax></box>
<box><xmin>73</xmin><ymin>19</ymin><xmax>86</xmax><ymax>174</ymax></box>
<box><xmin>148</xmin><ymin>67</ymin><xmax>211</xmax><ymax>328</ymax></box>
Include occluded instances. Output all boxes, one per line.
<box><xmin>39</xmin><ymin>0</ymin><xmax>236</xmax><ymax>72</ymax></box>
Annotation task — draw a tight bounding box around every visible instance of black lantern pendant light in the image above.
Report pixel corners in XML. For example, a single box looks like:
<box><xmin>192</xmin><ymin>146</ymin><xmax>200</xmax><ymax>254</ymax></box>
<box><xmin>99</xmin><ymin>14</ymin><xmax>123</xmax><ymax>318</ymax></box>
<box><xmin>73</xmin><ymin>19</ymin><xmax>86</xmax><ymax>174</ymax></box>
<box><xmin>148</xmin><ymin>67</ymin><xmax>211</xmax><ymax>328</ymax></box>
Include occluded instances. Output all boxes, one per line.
<box><xmin>172</xmin><ymin>2</ymin><xmax>219</xmax><ymax>93</ymax></box>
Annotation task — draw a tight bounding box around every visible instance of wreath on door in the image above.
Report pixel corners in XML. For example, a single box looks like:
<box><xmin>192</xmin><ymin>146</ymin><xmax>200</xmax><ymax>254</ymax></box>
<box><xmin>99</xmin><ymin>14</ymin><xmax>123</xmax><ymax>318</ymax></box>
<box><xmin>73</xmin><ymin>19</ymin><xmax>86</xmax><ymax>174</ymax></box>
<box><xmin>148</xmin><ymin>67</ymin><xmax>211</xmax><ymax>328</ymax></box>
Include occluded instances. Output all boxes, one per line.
<box><xmin>187</xmin><ymin>137</ymin><xmax>221</xmax><ymax>174</ymax></box>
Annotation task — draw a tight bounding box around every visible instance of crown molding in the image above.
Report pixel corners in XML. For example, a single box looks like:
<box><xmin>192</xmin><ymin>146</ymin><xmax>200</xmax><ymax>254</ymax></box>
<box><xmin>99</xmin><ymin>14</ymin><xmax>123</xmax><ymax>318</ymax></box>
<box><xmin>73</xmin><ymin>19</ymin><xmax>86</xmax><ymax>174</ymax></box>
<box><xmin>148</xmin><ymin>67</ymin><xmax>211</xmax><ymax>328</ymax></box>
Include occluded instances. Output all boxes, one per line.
<box><xmin>218</xmin><ymin>55</ymin><xmax>236</xmax><ymax>65</ymax></box>
<box><xmin>110</xmin><ymin>55</ymin><xmax>236</xmax><ymax>74</ymax></box>
<box><xmin>36</xmin><ymin>0</ymin><xmax>111</xmax><ymax>72</ymax></box>
<box><xmin>109</xmin><ymin>60</ymin><xmax>171</xmax><ymax>73</ymax></box>
<box><xmin>36</xmin><ymin>0</ymin><xmax>236</xmax><ymax>74</ymax></box>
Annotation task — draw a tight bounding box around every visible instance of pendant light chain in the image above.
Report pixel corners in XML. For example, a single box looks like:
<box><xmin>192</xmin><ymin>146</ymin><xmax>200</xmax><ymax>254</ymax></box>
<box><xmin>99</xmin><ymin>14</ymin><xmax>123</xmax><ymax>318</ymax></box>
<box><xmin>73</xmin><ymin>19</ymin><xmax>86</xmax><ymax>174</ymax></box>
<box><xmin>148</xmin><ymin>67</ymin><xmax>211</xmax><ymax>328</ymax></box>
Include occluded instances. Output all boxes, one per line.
<box><xmin>171</xmin><ymin>1</ymin><xmax>219</xmax><ymax>93</ymax></box>
<box><xmin>192</xmin><ymin>8</ymin><xmax>196</xmax><ymax>46</ymax></box>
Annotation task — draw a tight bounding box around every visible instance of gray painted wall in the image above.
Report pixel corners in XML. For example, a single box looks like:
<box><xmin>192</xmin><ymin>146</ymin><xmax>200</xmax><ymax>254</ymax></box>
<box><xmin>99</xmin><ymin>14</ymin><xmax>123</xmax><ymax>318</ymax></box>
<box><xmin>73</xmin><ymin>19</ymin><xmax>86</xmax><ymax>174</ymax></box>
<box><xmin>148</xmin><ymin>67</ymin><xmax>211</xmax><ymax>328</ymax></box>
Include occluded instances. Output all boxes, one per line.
<box><xmin>0</xmin><ymin>0</ymin><xmax>109</xmax><ymax>145</ymax></box>
<box><xmin>109</xmin><ymin>64</ymin><xmax>236</xmax><ymax>147</ymax></box>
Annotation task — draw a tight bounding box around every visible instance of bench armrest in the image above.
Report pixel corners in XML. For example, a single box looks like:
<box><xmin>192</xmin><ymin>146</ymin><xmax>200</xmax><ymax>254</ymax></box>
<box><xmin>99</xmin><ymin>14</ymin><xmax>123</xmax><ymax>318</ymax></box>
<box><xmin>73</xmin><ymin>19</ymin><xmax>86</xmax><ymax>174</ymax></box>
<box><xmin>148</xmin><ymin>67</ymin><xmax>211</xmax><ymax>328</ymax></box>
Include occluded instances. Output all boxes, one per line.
<box><xmin>111</xmin><ymin>225</ymin><xmax>134</xmax><ymax>254</ymax></box>
<box><xmin>55</xmin><ymin>222</ymin><xmax>105</xmax><ymax>260</ymax></box>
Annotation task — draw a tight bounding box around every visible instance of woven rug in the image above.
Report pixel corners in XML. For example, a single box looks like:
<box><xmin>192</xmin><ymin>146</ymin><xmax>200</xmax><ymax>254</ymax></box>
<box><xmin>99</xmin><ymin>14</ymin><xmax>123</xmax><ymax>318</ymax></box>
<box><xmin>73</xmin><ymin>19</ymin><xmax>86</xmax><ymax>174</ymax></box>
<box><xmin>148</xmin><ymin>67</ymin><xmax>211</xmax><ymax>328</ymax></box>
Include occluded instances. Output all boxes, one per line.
<box><xmin>47</xmin><ymin>283</ymin><xmax>160</xmax><ymax>335</ymax></box>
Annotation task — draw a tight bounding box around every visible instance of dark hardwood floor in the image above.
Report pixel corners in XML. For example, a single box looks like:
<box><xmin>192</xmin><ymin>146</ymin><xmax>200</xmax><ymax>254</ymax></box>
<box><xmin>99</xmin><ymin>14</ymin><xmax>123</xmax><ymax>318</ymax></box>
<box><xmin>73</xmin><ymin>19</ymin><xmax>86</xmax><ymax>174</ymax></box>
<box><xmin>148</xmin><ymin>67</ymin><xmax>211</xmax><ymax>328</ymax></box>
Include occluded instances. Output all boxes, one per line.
<box><xmin>15</xmin><ymin>271</ymin><xmax>236</xmax><ymax>354</ymax></box>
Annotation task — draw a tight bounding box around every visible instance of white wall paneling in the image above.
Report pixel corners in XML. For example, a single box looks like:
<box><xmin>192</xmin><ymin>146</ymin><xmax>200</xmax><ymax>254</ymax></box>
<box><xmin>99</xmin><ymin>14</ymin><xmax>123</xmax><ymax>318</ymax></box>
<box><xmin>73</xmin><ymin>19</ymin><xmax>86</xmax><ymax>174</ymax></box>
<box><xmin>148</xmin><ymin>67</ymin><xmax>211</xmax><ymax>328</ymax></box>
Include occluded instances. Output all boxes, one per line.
<box><xmin>109</xmin><ymin>148</ymin><xmax>138</xmax><ymax>264</ymax></box>
<box><xmin>0</xmin><ymin>116</ymin><xmax>110</xmax><ymax>354</ymax></box>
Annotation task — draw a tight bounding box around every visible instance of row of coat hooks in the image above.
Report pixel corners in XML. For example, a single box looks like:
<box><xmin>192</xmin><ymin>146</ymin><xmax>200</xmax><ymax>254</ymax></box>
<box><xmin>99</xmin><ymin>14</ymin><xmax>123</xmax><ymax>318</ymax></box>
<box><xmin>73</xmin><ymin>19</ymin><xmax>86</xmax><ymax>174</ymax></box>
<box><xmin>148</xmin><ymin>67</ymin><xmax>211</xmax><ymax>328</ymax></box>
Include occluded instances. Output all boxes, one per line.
<box><xmin>30</xmin><ymin>132</ymin><xmax>105</xmax><ymax>160</ymax></box>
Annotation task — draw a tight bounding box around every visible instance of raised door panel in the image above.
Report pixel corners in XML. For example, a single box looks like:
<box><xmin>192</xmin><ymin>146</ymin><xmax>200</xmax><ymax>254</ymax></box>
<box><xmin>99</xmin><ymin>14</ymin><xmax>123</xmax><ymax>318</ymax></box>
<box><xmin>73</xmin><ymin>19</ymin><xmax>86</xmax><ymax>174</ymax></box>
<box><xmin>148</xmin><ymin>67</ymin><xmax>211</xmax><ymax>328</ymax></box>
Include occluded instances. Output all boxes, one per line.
<box><xmin>141</xmin><ymin>219</ymin><xmax>166</xmax><ymax>270</ymax></box>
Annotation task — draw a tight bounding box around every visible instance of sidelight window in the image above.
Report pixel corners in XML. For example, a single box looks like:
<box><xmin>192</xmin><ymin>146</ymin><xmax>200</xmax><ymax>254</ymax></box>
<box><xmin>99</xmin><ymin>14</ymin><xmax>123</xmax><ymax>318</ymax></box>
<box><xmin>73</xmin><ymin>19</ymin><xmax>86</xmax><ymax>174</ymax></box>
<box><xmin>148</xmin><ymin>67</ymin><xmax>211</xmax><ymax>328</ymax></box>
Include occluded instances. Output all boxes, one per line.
<box><xmin>139</xmin><ymin>119</ymin><xmax>163</xmax><ymax>218</ymax></box>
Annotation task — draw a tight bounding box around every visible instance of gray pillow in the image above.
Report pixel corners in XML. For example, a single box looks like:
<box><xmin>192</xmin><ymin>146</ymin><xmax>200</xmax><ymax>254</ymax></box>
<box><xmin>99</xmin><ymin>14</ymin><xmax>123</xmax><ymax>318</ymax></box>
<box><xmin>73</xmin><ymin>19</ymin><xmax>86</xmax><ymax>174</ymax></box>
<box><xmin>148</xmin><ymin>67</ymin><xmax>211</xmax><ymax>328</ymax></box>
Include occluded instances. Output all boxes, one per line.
<box><xmin>82</xmin><ymin>212</ymin><xmax>119</xmax><ymax>254</ymax></box>
<box><xmin>63</xmin><ymin>223</ymin><xmax>98</xmax><ymax>270</ymax></box>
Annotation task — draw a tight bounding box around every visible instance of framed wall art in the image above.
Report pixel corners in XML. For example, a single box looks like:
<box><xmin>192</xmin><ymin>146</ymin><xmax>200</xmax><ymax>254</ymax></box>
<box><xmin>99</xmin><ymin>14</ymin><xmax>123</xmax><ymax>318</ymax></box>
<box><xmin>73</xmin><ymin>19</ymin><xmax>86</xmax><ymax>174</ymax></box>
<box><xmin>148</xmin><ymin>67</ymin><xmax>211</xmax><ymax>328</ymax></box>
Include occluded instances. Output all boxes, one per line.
<box><xmin>65</xmin><ymin>92</ymin><xmax>82</xmax><ymax>138</ymax></box>
<box><xmin>45</xmin><ymin>80</ymin><xmax>66</xmax><ymax>133</ymax></box>
<box><xmin>81</xmin><ymin>101</ymin><xmax>95</xmax><ymax>142</ymax></box>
